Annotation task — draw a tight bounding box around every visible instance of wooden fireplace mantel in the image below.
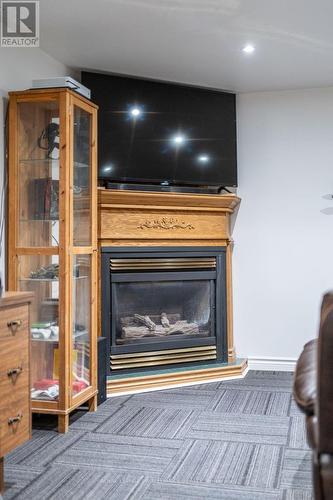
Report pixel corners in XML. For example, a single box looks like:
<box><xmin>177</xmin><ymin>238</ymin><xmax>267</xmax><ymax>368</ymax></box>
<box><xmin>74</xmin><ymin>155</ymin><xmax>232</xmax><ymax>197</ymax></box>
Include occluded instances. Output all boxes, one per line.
<box><xmin>98</xmin><ymin>188</ymin><xmax>241</xmax><ymax>368</ymax></box>
<box><xmin>98</xmin><ymin>188</ymin><xmax>241</xmax><ymax>247</ymax></box>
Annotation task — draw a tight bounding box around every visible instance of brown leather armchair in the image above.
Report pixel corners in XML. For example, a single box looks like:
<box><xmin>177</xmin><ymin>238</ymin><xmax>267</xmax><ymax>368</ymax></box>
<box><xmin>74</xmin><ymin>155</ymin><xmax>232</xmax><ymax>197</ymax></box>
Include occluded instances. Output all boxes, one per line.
<box><xmin>293</xmin><ymin>293</ymin><xmax>333</xmax><ymax>499</ymax></box>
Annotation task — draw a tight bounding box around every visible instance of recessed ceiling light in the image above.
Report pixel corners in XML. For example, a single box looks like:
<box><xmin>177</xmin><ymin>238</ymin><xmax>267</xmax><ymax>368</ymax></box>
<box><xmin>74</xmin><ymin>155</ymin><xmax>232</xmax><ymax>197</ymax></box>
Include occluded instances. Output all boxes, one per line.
<box><xmin>198</xmin><ymin>155</ymin><xmax>209</xmax><ymax>163</ymax></box>
<box><xmin>172</xmin><ymin>134</ymin><xmax>186</xmax><ymax>146</ymax></box>
<box><xmin>130</xmin><ymin>107</ymin><xmax>141</xmax><ymax>117</ymax></box>
<box><xmin>242</xmin><ymin>44</ymin><xmax>255</xmax><ymax>54</ymax></box>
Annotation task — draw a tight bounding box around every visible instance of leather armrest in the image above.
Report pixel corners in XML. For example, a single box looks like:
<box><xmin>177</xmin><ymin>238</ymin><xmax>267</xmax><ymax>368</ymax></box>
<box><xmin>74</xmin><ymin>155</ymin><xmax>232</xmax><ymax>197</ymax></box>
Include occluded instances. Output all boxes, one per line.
<box><xmin>293</xmin><ymin>339</ymin><xmax>317</xmax><ymax>416</ymax></box>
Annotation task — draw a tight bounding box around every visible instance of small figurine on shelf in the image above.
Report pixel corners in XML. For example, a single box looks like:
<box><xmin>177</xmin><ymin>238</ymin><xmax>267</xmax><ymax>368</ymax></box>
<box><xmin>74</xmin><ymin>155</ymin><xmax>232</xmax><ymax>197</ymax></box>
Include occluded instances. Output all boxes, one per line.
<box><xmin>37</xmin><ymin>122</ymin><xmax>59</xmax><ymax>159</ymax></box>
<box><xmin>30</xmin><ymin>263</ymin><xmax>59</xmax><ymax>280</ymax></box>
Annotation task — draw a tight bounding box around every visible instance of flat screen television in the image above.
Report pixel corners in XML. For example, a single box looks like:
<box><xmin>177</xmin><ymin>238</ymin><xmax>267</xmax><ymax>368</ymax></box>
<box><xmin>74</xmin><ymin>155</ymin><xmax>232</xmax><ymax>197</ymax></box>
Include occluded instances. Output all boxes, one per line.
<box><xmin>82</xmin><ymin>71</ymin><xmax>237</xmax><ymax>189</ymax></box>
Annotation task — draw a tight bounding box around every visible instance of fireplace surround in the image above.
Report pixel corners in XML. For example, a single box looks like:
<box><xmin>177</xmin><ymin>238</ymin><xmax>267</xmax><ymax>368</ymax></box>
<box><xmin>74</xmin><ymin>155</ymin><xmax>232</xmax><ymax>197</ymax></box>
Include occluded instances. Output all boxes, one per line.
<box><xmin>101</xmin><ymin>247</ymin><xmax>227</xmax><ymax>373</ymax></box>
<box><xmin>98</xmin><ymin>188</ymin><xmax>246</xmax><ymax>394</ymax></box>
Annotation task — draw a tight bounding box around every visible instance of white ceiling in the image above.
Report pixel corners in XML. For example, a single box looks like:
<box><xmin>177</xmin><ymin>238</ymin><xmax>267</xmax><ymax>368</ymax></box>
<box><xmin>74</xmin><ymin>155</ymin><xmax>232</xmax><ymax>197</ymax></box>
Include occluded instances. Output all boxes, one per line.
<box><xmin>40</xmin><ymin>0</ymin><xmax>333</xmax><ymax>93</ymax></box>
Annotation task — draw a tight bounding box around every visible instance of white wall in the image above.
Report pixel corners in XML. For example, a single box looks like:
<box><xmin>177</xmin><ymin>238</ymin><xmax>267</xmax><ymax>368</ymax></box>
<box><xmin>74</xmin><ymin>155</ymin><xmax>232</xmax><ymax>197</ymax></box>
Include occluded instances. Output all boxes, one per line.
<box><xmin>0</xmin><ymin>48</ymin><xmax>72</xmax><ymax>286</ymax></box>
<box><xmin>234</xmin><ymin>87</ymin><xmax>333</xmax><ymax>363</ymax></box>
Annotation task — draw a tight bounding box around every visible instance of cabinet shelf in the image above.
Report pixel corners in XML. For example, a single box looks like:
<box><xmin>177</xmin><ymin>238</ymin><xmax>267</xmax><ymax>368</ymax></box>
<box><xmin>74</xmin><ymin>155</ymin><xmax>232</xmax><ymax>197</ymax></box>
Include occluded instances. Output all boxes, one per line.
<box><xmin>20</xmin><ymin>276</ymin><xmax>88</xmax><ymax>283</ymax></box>
<box><xmin>19</xmin><ymin>158</ymin><xmax>59</xmax><ymax>163</ymax></box>
<box><xmin>32</xmin><ymin>330</ymin><xmax>89</xmax><ymax>343</ymax></box>
<box><xmin>19</xmin><ymin>159</ymin><xmax>89</xmax><ymax>169</ymax></box>
<box><xmin>19</xmin><ymin>219</ymin><xmax>58</xmax><ymax>222</ymax></box>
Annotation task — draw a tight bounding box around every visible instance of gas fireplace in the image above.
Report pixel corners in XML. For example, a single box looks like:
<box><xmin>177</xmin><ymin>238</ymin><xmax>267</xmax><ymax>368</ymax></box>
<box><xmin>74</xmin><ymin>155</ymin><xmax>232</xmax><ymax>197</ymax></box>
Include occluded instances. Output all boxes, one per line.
<box><xmin>101</xmin><ymin>247</ymin><xmax>227</xmax><ymax>373</ymax></box>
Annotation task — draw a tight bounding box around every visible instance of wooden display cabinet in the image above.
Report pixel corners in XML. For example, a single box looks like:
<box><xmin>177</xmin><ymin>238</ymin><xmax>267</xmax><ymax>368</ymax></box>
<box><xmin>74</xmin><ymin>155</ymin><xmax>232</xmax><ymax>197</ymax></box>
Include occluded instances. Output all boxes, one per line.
<box><xmin>7</xmin><ymin>89</ymin><xmax>98</xmax><ymax>432</ymax></box>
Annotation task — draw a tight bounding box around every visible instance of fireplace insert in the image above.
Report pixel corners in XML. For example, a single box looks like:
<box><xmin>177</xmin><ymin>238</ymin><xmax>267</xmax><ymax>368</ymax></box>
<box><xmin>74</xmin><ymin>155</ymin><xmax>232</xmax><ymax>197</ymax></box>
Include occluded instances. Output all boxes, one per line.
<box><xmin>101</xmin><ymin>247</ymin><xmax>227</xmax><ymax>373</ymax></box>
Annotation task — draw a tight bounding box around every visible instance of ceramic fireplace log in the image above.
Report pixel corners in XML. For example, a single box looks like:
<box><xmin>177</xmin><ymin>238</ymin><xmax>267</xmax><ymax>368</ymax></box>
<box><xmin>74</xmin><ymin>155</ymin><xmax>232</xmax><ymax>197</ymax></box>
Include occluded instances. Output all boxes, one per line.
<box><xmin>121</xmin><ymin>313</ymin><xmax>181</xmax><ymax>327</ymax></box>
<box><xmin>161</xmin><ymin>312</ymin><xmax>170</xmax><ymax>328</ymax></box>
<box><xmin>133</xmin><ymin>314</ymin><xmax>157</xmax><ymax>331</ymax></box>
<box><xmin>121</xmin><ymin>320</ymin><xmax>199</xmax><ymax>339</ymax></box>
<box><xmin>167</xmin><ymin>320</ymin><xmax>199</xmax><ymax>336</ymax></box>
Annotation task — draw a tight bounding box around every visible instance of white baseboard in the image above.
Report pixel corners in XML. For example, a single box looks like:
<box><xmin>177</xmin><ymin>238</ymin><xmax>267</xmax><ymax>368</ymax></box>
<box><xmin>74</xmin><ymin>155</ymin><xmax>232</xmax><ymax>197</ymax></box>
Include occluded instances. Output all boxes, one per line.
<box><xmin>248</xmin><ymin>356</ymin><xmax>297</xmax><ymax>372</ymax></box>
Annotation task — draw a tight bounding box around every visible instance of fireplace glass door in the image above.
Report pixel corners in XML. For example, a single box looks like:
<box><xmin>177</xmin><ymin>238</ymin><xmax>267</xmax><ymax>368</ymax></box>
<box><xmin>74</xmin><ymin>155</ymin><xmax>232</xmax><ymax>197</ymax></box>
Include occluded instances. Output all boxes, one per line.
<box><xmin>111</xmin><ymin>272</ymin><xmax>216</xmax><ymax>347</ymax></box>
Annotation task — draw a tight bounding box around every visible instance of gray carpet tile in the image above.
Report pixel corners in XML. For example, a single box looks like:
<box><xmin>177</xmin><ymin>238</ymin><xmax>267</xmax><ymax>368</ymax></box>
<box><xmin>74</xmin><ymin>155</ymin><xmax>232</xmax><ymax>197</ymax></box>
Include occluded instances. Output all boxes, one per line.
<box><xmin>284</xmin><ymin>491</ymin><xmax>314</xmax><ymax>499</ymax></box>
<box><xmin>176</xmin><ymin>411</ymin><xmax>290</xmax><ymax>444</ymax></box>
<box><xmin>95</xmin><ymin>405</ymin><xmax>195</xmax><ymax>438</ymax></box>
<box><xmin>288</xmin><ymin>417</ymin><xmax>309</xmax><ymax>449</ymax></box>
<box><xmin>208</xmin><ymin>388</ymin><xmax>292</xmax><ymax>416</ymax></box>
<box><xmin>280</xmin><ymin>449</ymin><xmax>313</xmax><ymax>491</ymax></box>
<box><xmin>141</xmin><ymin>481</ymin><xmax>283</xmax><ymax>500</ymax></box>
<box><xmin>2</xmin><ymin>465</ymin><xmax>44</xmax><ymax>500</ymax></box>
<box><xmin>123</xmin><ymin>387</ymin><xmax>216</xmax><ymax>409</ymax></box>
<box><xmin>3</xmin><ymin>370</ymin><xmax>314</xmax><ymax>499</ymax></box>
<box><xmin>13</xmin><ymin>467</ymin><xmax>148</xmax><ymax>500</ymax></box>
<box><xmin>162</xmin><ymin>439</ymin><xmax>283</xmax><ymax>488</ymax></box>
<box><xmin>5</xmin><ymin>429</ymin><xmax>85</xmax><ymax>467</ymax></box>
<box><xmin>289</xmin><ymin>399</ymin><xmax>304</xmax><ymax>417</ymax></box>
<box><xmin>219</xmin><ymin>370</ymin><xmax>294</xmax><ymax>392</ymax></box>
<box><xmin>54</xmin><ymin>433</ymin><xmax>183</xmax><ymax>475</ymax></box>
<box><xmin>69</xmin><ymin>402</ymin><xmax>125</xmax><ymax>432</ymax></box>
<box><xmin>244</xmin><ymin>370</ymin><xmax>294</xmax><ymax>379</ymax></box>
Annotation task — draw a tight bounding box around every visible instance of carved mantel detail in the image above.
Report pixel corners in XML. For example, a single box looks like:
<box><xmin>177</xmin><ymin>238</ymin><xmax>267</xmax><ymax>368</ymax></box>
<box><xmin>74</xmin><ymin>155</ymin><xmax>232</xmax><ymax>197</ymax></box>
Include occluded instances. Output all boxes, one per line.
<box><xmin>138</xmin><ymin>217</ymin><xmax>195</xmax><ymax>231</ymax></box>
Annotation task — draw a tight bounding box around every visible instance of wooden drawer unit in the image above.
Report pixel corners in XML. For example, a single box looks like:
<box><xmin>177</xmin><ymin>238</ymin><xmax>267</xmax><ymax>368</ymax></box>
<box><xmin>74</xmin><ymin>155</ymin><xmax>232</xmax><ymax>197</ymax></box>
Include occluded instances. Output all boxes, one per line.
<box><xmin>0</xmin><ymin>358</ymin><xmax>29</xmax><ymax>405</ymax></box>
<box><xmin>0</xmin><ymin>395</ymin><xmax>30</xmax><ymax>457</ymax></box>
<box><xmin>0</xmin><ymin>292</ymin><xmax>33</xmax><ymax>494</ymax></box>
<box><xmin>0</xmin><ymin>304</ymin><xmax>28</xmax><ymax>341</ymax></box>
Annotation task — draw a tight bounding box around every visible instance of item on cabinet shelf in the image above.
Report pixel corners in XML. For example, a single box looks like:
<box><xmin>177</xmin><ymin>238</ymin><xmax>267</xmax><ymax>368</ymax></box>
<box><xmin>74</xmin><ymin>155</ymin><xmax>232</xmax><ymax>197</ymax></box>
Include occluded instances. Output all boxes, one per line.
<box><xmin>74</xmin><ymin>113</ymin><xmax>90</xmax><ymax>166</ymax></box>
<box><xmin>31</xmin><ymin>384</ymin><xmax>59</xmax><ymax>400</ymax></box>
<box><xmin>72</xmin><ymin>380</ymin><xmax>88</xmax><ymax>394</ymax></box>
<box><xmin>31</xmin><ymin>324</ymin><xmax>59</xmax><ymax>341</ymax></box>
<box><xmin>32</xmin><ymin>322</ymin><xmax>55</xmax><ymax>328</ymax></box>
<box><xmin>30</xmin><ymin>263</ymin><xmax>59</xmax><ymax>280</ymax></box>
<box><xmin>73</xmin><ymin>344</ymin><xmax>90</xmax><ymax>384</ymax></box>
<box><xmin>37</xmin><ymin>122</ymin><xmax>59</xmax><ymax>159</ymax></box>
<box><xmin>40</xmin><ymin>298</ymin><xmax>59</xmax><ymax>322</ymax></box>
<box><xmin>53</xmin><ymin>349</ymin><xmax>60</xmax><ymax>379</ymax></box>
<box><xmin>73</xmin><ymin>263</ymin><xmax>85</xmax><ymax>278</ymax></box>
<box><xmin>29</xmin><ymin>179</ymin><xmax>59</xmax><ymax>220</ymax></box>
<box><xmin>32</xmin><ymin>379</ymin><xmax>59</xmax><ymax>400</ymax></box>
<box><xmin>33</xmin><ymin>378</ymin><xmax>58</xmax><ymax>390</ymax></box>
<box><xmin>32</xmin><ymin>77</ymin><xmax>91</xmax><ymax>99</ymax></box>
<box><xmin>73</xmin><ymin>324</ymin><xmax>88</xmax><ymax>338</ymax></box>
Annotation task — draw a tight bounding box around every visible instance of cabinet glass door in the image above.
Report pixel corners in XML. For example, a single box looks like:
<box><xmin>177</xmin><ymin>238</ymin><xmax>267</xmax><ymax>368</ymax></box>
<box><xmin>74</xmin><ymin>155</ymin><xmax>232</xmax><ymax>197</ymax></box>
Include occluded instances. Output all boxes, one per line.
<box><xmin>73</xmin><ymin>106</ymin><xmax>92</xmax><ymax>246</ymax></box>
<box><xmin>72</xmin><ymin>255</ymin><xmax>91</xmax><ymax>395</ymax></box>
<box><xmin>17</xmin><ymin>101</ymin><xmax>59</xmax><ymax>248</ymax></box>
<box><xmin>18</xmin><ymin>254</ymin><xmax>60</xmax><ymax>401</ymax></box>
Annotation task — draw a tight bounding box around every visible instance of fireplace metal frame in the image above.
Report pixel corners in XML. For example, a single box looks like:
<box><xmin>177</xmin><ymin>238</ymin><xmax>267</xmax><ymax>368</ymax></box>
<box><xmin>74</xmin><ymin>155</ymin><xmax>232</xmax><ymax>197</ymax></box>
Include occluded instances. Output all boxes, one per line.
<box><xmin>101</xmin><ymin>247</ymin><xmax>227</xmax><ymax>374</ymax></box>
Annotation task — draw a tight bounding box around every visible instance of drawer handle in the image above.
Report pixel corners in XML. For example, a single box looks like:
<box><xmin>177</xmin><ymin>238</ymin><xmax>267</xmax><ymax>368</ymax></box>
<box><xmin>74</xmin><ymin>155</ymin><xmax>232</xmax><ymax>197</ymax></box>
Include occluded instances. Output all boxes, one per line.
<box><xmin>7</xmin><ymin>366</ymin><xmax>23</xmax><ymax>379</ymax></box>
<box><xmin>7</xmin><ymin>319</ymin><xmax>22</xmax><ymax>334</ymax></box>
<box><xmin>8</xmin><ymin>413</ymin><xmax>23</xmax><ymax>426</ymax></box>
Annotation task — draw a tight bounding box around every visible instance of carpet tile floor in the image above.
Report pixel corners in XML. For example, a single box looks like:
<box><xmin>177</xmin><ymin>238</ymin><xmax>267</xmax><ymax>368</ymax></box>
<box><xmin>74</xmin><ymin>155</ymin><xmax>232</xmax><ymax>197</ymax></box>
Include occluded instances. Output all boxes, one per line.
<box><xmin>3</xmin><ymin>370</ymin><xmax>313</xmax><ymax>499</ymax></box>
